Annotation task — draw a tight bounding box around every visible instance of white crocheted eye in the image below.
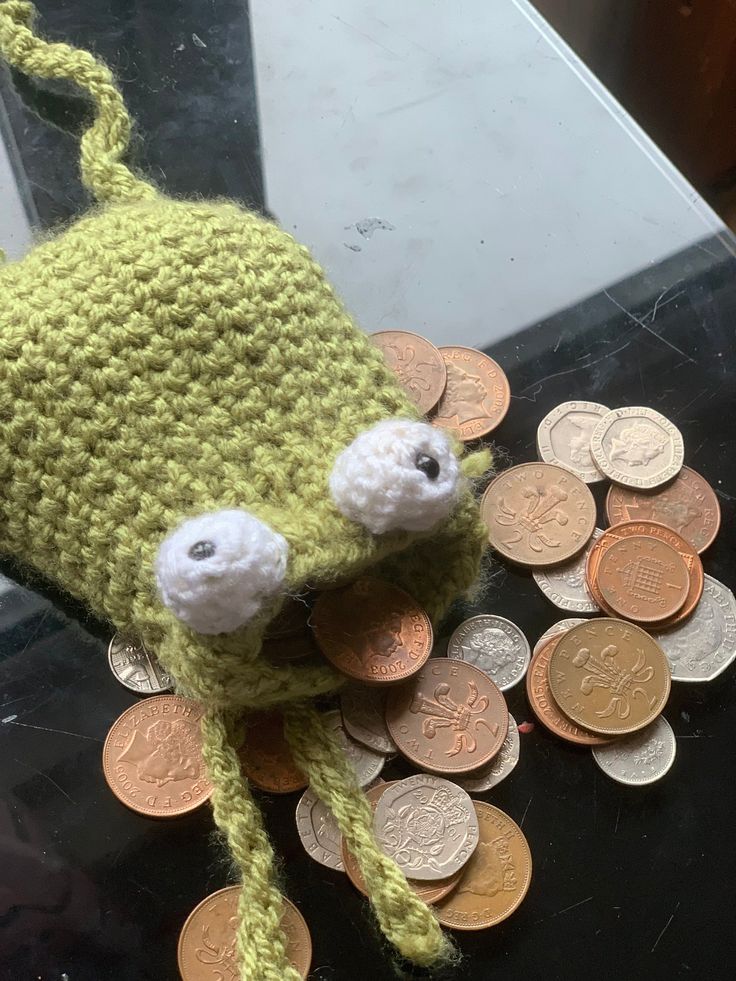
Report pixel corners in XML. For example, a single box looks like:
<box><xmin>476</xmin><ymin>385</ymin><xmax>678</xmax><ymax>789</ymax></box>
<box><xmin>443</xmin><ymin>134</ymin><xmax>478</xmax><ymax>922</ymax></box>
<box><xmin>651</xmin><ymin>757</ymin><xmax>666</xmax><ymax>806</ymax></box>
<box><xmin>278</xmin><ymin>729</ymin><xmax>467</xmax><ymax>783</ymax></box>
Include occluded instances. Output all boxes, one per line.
<box><xmin>155</xmin><ymin>509</ymin><xmax>288</xmax><ymax>635</ymax></box>
<box><xmin>329</xmin><ymin>419</ymin><xmax>461</xmax><ymax>535</ymax></box>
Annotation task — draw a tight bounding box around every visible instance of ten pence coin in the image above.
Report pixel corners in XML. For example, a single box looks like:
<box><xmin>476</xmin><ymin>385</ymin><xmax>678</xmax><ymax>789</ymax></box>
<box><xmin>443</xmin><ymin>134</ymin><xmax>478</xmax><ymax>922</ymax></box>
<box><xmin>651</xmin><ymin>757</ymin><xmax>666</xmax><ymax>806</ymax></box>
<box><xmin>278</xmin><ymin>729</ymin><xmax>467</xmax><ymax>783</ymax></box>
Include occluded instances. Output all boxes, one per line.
<box><xmin>312</xmin><ymin>578</ymin><xmax>433</xmax><ymax>685</ymax></box>
<box><xmin>548</xmin><ymin>619</ymin><xmax>671</xmax><ymax>736</ymax></box>
<box><xmin>373</xmin><ymin>774</ymin><xmax>479</xmax><ymax>881</ymax></box>
<box><xmin>341</xmin><ymin>781</ymin><xmax>462</xmax><ymax>902</ymax></box>
<box><xmin>386</xmin><ymin>659</ymin><xmax>508</xmax><ymax>774</ymax></box>
<box><xmin>536</xmin><ymin>400</ymin><xmax>609</xmax><ymax>483</ymax></box>
<box><xmin>433</xmin><ymin>346</ymin><xmax>510</xmax><ymax>440</ymax></box>
<box><xmin>177</xmin><ymin>887</ymin><xmax>311</xmax><ymax>980</ymax></box>
<box><xmin>526</xmin><ymin>637</ymin><xmax>610</xmax><ymax>746</ymax></box>
<box><xmin>102</xmin><ymin>695</ymin><xmax>212</xmax><ymax>818</ymax></box>
<box><xmin>590</xmin><ymin>406</ymin><xmax>684</xmax><ymax>489</ymax></box>
<box><xmin>605</xmin><ymin>465</ymin><xmax>721</xmax><ymax>554</ymax></box>
<box><xmin>481</xmin><ymin>463</ymin><xmax>596</xmax><ymax>567</ymax></box>
<box><xmin>295</xmin><ymin>786</ymin><xmax>346</xmax><ymax>871</ymax></box>
<box><xmin>371</xmin><ymin>330</ymin><xmax>447</xmax><ymax>414</ymax></box>
<box><xmin>433</xmin><ymin>802</ymin><xmax>532</xmax><ymax>930</ymax></box>
<box><xmin>594</xmin><ymin>536</ymin><xmax>690</xmax><ymax>624</ymax></box>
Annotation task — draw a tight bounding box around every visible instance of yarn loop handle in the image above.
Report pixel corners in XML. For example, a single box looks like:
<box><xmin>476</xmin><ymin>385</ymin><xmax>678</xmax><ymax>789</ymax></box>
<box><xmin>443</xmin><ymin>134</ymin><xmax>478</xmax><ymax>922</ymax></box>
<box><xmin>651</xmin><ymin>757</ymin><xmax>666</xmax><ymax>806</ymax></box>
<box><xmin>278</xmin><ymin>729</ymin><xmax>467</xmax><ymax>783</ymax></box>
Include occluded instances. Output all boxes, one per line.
<box><xmin>0</xmin><ymin>0</ymin><xmax>156</xmax><ymax>203</ymax></box>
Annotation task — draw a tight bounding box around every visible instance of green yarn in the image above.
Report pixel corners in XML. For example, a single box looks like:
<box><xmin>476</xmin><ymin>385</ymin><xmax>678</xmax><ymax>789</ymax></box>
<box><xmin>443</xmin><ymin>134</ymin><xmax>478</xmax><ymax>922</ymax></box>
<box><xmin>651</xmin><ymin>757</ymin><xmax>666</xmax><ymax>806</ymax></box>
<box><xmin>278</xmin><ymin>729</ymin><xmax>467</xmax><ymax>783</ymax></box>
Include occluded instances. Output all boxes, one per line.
<box><xmin>0</xmin><ymin>4</ymin><xmax>490</xmax><ymax>977</ymax></box>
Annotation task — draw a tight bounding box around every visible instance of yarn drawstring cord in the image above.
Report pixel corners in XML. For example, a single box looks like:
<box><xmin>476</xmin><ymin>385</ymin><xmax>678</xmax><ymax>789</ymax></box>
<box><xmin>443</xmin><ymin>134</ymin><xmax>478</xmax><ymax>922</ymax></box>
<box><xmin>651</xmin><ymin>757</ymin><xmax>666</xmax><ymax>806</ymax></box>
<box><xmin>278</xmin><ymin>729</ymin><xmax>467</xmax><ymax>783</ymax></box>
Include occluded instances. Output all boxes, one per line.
<box><xmin>0</xmin><ymin>0</ymin><xmax>156</xmax><ymax>203</ymax></box>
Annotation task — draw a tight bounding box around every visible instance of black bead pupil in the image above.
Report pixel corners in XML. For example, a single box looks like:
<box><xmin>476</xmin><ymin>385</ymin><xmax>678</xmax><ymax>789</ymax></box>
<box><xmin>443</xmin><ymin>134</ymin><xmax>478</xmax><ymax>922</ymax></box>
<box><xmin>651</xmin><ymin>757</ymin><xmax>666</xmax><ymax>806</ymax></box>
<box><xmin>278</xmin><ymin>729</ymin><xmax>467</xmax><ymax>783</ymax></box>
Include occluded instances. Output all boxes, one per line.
<box><xmin>189</xmin><ymin>540</ymin><xmax>216</xmax><ymax>560</ymax></box>
<box><xmin>415</xmin><ymin>452</ymin><xmax>440</xmax><ymax>479</ymax></box>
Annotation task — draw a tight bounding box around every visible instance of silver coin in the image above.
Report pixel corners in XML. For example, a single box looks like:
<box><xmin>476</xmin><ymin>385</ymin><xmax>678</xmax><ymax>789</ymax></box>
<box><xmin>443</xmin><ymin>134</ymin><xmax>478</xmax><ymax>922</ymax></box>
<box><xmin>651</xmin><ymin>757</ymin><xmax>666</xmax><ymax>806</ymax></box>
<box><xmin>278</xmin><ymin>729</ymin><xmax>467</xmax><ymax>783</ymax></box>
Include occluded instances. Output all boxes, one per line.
<box><xmin>590</xmin><ymin>406</ymin><xmax>684</xmax><ymax>489</ymax></box>
<box><xmin>533</xmin><ymin>618</ymin><xmax>587</xmax><ymax>657</ymax></box>
<box><xmin>295</xmin><ymin>787</ymin><xmax>345</xmax><ymax>872</ymax></box>
<box><xmin>651</xmin><ymin>574</ymin><xmax>736</xmax><ymax>682</ymax></box>
<box><xmin>107</xmin><ymin>633</ymin><xmax>172</xmax><ymax>694</ymax></box>
<box><xmin>537</xmin><ymin>401</ymin><xmax>609</xmax><ymax>483</ymax></box>
<box><xmin>532</xmin><ymin>529</ymin><xmax>603</xmax><ymax>613</ymax></box>
<box><xmin>323</xmin><ymin>710</ymin><xmax>385</xmax><ymax>788</ymax></box>
<box><xmin>447</xmin><ymin>615</ymin><xmax>530</xmax><ymax>690</ymax></box>
<box><xmin>454</xmin><ymin>715</ymin><xmax>520</xmax><ymax>794</ymax></box>
<box><xmin>340</xmin><ymin>685</ymin><xmax>396</xmax><ymax>754</ymax></box>
<box><xmin>373</xmin><ymin>774</ymin><xmax>479</xmax><ymax>881</ymax></box>
<box><xmin>592</xmin><ymin>715</ymin><xmax>676</xmax><ymax>785</ymax></box>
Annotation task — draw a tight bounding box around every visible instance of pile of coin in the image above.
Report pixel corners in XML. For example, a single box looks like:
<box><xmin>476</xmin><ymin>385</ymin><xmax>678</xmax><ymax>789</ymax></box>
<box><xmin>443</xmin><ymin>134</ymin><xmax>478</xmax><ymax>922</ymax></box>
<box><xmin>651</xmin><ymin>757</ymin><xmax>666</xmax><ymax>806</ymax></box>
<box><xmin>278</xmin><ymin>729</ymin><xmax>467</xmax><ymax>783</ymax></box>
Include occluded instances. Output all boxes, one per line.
<box><xmin>481</xmin><ymin>400</ymin><xmax>732</xmax><ymax>787</ymax></box>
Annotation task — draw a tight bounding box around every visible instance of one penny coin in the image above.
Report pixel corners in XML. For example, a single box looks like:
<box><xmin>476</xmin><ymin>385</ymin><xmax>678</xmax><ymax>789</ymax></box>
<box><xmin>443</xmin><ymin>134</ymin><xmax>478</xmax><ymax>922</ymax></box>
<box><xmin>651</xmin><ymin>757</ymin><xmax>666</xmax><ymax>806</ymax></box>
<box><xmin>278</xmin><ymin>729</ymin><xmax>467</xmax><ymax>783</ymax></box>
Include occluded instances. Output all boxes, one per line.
<box><xmin>536</xmin><ymin>400</ymin><xmax>609</xmax><ymax>483</ymax></box>
<box><xmin>373</xmin><ymin>774</ymin><xmax>479</xmax><ymax>881</ymax></box>
<box><xmin>590</xmin><ymin>406</ymin><xmax>684</xmax><ymax>489</ymax></box>
<box><xmin>481</xmin><ymin>463</ymin><xmax>596</xmax><ymax>567</ymax></box>
<box><xmin>341</xmin><ymin>781</ymin><xmax>462</xmax><ymax>902</ymax></box>
<box><xmin>594</xmin><ymin>536</ymin><xmax>690</xmax><ymax>624</ymax></box>
<box><xmin>526</xmin><ymin>636</ymin><xmax>610</xmax><ymax>746</ymax></box>
<box><xmin>433</xmin><ymin>346</ymin><xmax>510</xmax><ymax>440</ymax></box>
<box><xmin>264</xmin><ymin>596</ymin><xmax>313</xmax><ymax>638</ymax></box>
<box><xmin>371</xmin><ymin>329</ymin><xmax>448</xmax><ymax>414</ymax></box>
<box><xmin>107</xmin><ymin>633</ymin><xmax>172</xmax><ymax>695</ymax></box>
<box><xmin>605</xmin><ymin>465</ymin><xmax>721</xmax><ymax>554</ymax></box>
<box><xmin>587</xmin><ymin>521</ymin><xmax>704</xmax><ymax>628</ymax></box>
<box><xmin>433</xmin><ymin>801</ymin><xmax>532</xmax><ymax>930</ymax></box>
<box><xmin>177</xmin><ymin>887</ymin><xmax>311</xmax><ymax>980</ymax></box>
<box><xmin>548</xmin><ymin>619</ymin><xmax>671</xmax><ymax>736</ymax></box>
<box><xmin>261</xmin><ymin>630</ymin><xmax>320</xmax><ymax>666</ymax></box>
<box><xmin>102</xmin><ymin>695</ymin><xmax>212</xmax><ymax>817</ymax></box>
<box><xmin>239</xmin><ymin>712</ymin><xmax>308</xmax><ymax>795</ymax></box>
<box><xmin>311</xmin><ymin>578</ymin><xmax>433</xmax><ymax>685</ymax></box>
<box><xmin>386</xmin><ymin>659</ymin><xmax>508</xmax><ymax>774</ymax></box>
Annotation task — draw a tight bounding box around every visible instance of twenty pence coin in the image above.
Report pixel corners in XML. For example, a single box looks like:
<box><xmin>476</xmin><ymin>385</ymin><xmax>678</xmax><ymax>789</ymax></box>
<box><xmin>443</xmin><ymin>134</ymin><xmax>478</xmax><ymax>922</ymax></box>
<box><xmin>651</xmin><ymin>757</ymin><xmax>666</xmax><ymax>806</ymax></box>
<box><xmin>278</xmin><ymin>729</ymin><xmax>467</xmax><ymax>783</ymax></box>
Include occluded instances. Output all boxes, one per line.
<box><xmin>536</xmin><ymin>400</ymin><xmax>609</xmax><ymax>483</ymax></box>
<box><xmin>102</xmin><ymin>695</ymin><xmax>212</xmax><ymax>818</ymax></box>
<box><xmin>434</xmin><ymin>802</ymin><xmax>532</xmax><ymax>930</ymax></box>
<box><xmin>433</xmin><ymin>346</ymin><xmax>510</xmax><ymax>440</ymax></box>
<box><xmin>590</xmin><ymin>406</ymin><xmax>684</xmax><ymax>489</ymax></box>
<box><xmin>341</xmin><ymin>781</ymin><xmax>461</xmax><ymax>902</ymax></box>
<box><xmin>386</xmin><ymin>659</ymin><xmax>508</xmax><ymax>774</ymax></box>
<box><xmin>177</xmin><ymin>887</ymin><xmax>311</xmax><ymax>980</ymax></box>
<box><xmin>525</xmin><ymin>637</ymin><xmax>610</xmax><ymax>746</ymax></box>
<box><xmin>371</xmin><ymin>329</ymin><xmax>447</xmax><ymax>414</ymax></box>
<box><xmin>605</xmin><ymin>465</ymin><xmax>721</xmax><ymax>554</ymax></box>
<box><xmin>481</xmin><ymin>463</ymin><xmax>596</xmax><ymax>567</ymax></box>
<box><xmin>548</xmin><ymin>619</ymin><xmax>671</xmax><ymax>735</ymax></box>
<box><xmin>311</xmin><ymin>578</ymin><xmax>433</xmax><ymax>685</ymax></box>
<box><xmin>373</xmin><ymin>774</ymin><xmax>479</xmax><ymax>881</ymax></box>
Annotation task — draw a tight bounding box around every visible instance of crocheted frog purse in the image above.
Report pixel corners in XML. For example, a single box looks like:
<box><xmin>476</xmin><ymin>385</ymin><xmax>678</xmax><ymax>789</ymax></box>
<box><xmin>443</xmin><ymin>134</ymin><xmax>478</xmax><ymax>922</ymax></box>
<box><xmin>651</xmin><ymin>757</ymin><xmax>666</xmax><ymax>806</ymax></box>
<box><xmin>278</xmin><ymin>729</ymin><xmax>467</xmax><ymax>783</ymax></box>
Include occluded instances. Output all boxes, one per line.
<box><xmin>0</xmin><ymin>4</ymin><xmax>491</xmax><ymax>976</ymax></box>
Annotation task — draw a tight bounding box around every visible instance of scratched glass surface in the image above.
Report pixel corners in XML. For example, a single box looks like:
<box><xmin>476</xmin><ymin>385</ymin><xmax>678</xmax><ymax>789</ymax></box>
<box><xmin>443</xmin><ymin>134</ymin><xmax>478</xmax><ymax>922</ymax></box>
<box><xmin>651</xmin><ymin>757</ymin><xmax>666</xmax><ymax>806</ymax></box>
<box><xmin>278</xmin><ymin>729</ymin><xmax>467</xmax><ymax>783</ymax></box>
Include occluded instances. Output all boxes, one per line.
<box><xmin>0</xmin><ymin>2</ymin><xmax>735</xmax><ymax>980</ymax></box>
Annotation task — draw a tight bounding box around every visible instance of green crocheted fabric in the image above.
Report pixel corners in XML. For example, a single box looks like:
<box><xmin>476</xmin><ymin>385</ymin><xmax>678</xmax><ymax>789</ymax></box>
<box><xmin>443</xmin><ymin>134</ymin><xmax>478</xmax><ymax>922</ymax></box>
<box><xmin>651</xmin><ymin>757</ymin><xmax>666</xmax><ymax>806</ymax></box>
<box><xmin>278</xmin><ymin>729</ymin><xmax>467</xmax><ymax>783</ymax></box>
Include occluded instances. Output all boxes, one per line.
<box><xmin>0</xmin><ymin>3</ymin><xmax>490</xmax><ymax>977</ymax></box>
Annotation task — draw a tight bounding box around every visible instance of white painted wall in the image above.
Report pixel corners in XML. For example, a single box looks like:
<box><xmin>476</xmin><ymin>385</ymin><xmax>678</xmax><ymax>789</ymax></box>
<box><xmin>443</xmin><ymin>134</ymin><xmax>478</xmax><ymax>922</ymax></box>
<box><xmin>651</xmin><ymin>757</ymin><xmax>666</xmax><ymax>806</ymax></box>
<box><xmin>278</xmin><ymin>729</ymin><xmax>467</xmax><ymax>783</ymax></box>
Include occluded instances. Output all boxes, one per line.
<box><xmin>251</xmin><ymin>0</ymin><xmax>728</xmax><ymax>346</ymax></box>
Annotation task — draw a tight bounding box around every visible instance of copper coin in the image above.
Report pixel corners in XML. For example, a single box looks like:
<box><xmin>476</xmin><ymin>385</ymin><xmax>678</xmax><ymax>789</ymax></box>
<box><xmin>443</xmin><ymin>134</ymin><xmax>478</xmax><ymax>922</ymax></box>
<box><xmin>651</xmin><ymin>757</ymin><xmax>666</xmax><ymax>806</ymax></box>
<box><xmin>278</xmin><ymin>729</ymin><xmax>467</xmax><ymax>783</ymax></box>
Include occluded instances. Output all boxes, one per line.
<box><xmin>239</xmin><ymin>712</ymin><xmax>308</xmax><ymax>794</ymax></box>
<box><xmin>587</xmin><ymin>521</ymin><xmax>704</xmax><ymax>628</ymax></box>
<box><xmin>177</xmin><ymin>887</ymin><xmax>311</xmax><ymax>980</ymax></box>
<box><xmin>434</xmin><ymin>801</ymin><xmax>532</xmax><ymax>930</ymax></box>
<box><xmin>265</xmin><ymin>595</ymin><xmax>312</xmax><ymax>638</ymax></box>
<box><xmin>433</xmin><ymin>346</ymin><xmax>510</xmax><ymax>440</ymax></box>
<box><xmin>341</xmin><ymin>782</ymin><xmax>462</xmax><ymax>903</ymax></box>
<box><xmin>605</xmin><ymin>465</ymin><xmax>721</xmax><ymax>554</ymax></box>
<box><xmin>481</xmin><ymin>463</ymin><xmax>597</xmax><ymax>567</ymax></box>
<box><xmin>261</xmin><ymin>629</ymin><xmax>320</xmax><ymax>665</ymax></box>
<box><xmin>548</xmin><ymin>619</ymin><xmax>671</xmax><ymax>735</ymax></box>
<box><xmin>311</xmin><ymin>578</ymin><xmax>433</xmax><ymax>685</ymax></box>
<box><xmin>594</xmin><ymin>536</ymin><xmax>690</xmax><ymax>624</ymax></box>
<box><xmin>371</xmin><ymin>329</ymin><xmax>448</xmax><ymax>414</ymax></box>
<box><xmin>526</xmin><ymin>636</ymin><xmax>610</xmax><ymax>746</ymax></box>
<box><xmin>102</xmin><ymin>695</ymin><xmax>212</xmax><ymax>818</ymax></box>
<box><xmin>385</xmin><ymin>659</ymin><xmax>508</xmax><ymax>774</ymax></box>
